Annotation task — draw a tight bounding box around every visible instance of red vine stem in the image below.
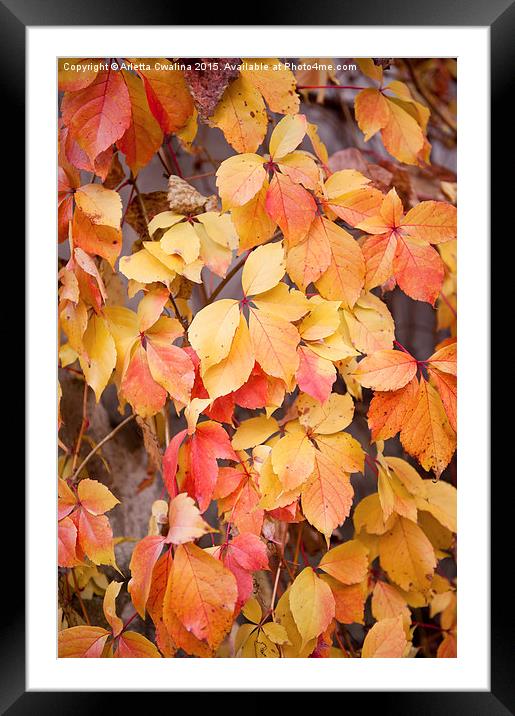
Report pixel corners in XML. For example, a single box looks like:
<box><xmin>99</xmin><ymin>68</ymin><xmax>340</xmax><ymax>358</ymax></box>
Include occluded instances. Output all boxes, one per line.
<box><xmin>297</xmin><ymin>84</ymin><xmax>368</xmax><ymax>91</ymax></box>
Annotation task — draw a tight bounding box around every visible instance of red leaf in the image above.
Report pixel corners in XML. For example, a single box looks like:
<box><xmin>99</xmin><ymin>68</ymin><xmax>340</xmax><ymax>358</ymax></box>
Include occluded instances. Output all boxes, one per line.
<box><xmin>61</xmin><ymin>68</ymin><xmax>131</xmax><ymax>163</ymax></box>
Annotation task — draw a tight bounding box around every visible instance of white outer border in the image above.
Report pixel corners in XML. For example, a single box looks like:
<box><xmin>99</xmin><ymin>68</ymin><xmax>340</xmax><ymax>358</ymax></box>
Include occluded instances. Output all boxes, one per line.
<box><xmin>27</xmin><ymin>26</ymin><xmax>489</xmax><ymax>691</ymax></box>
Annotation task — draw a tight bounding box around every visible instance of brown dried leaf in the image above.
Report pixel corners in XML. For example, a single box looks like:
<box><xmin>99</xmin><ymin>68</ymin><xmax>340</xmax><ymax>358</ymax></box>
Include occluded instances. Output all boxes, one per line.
<box><xmin>183</xmin><ymin>58</ymin><xmax>241</xmax><ymax>120</ymax></box>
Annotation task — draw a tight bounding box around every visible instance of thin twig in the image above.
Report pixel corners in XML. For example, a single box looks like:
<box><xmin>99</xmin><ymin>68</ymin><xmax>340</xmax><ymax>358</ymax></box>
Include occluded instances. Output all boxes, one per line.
<box><xmin>270</xmin><ymin>566</ymin><xmax>282</xmax><ymax>622</ymax></box>
<box><xmin>130</xmin><ymin>174</ymin><xmax>149</xmax><ymax>229</ymax></box>
<box><xmin>70</xmin><ymin>414</ymin><xmax>136</xmax><ymax>482</ymax></box>
<box><xmin>71</xmin><ymin>569</ymin><xmax>90</xmax><ymax>626</ymax></box>
<box><xmin>71</xmin><ymin>383</ymin><xmax>89</xmax><ymax>473</ymax></box>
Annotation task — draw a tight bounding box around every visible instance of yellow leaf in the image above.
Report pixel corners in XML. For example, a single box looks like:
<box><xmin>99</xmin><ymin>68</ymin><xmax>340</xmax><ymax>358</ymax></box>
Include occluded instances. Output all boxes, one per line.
<box><xmin>381</xmin><ymin>99</ymin><xmax>425</xmax><ymax>166</ymax></box>
<box><xmin>242</xmin><ymin>597</ymin><xmax>262</xmax><ymax>624</ymax></box>
<box><xmin>353</xmin><ymin>493</ymin><xmax>396</xmax><ymax>536</ymax></box>
<box><xmin>319</xmin><ymin>540</ymin><xmax>369</xmax><ymax>584</ymax></box>
<box><xmin>262</xmin><ymin>621</ymin><xmax>291</xmax><ymax>645</ymax></box>
<box><xmin>75</xmin><ymin>184</ymin><xmax>122</xmax><ymax>229</ymax></box>
<box><xmin>188</xmin><ymin>299</ymin><xmax>240</xmax><ymax>372</ymax></box>
<box><xmin>196</xmin><ymin>212</ymin><xmax>239</xmax><ymax>250</ymax></box>
<box><xmin>242</xmin><ymin>242</ymin><xmax>285</xmax><ymax>297</ymax></box>
<box><xmin>315</xmin><ymin>432</ymin><xmax>364</xmax><ymax>474</ymax></box>
<box><xmin>269</xmin><ymin>113</ymin><xmax>307</xmax><ymax>160</ymax></box>
<box><xmin>202</xmin><ymin>314</ymin><xmax>254</xmax><ymax>400</ymax></box>
<box><xmin>103</xmin><ymin>581</ymin><xmax>123</xmax><ymax>637</ymax></box>
<box><xmin>379</xmin><ymin>516</ymin><xmax>436</xmax><ymax>591</ymax></box>
<box><xmin>343</xmin><ymin>291</ymin><xmax>395</xmax><ymax>354</ymax></box>
<box><xmin>79</xmin><ymin>314</ymin><xmax>116</xmax><ymax>401</ymax></box>
<box><xmin>160</xmin><ymin>221</ymin><xmax>200</xmax><ymax>264</ymax></box>
<box><xmin>362</xmin><ymin>616</ymin><xmax>407</xmax><ymax>657</ymax></box>
<box><xmin>241</xmin><ymin>58</ymin><xmax>299</xmax><ymax>114</ymax></box>
<box><xmin>271</xmin><ymin>431</ymin><xmax>316</xmax><ymax>490</ymax></box>
<box><xmin>119</xmin><ymin>246</ymin><xmax>177</xmax><ymax>286</ymax></box>
<box><xmin>289</xmin><ymin>567</ymin><xmax>335</xmax><ymax>648</ymax></box>
<box><xmin>232</xmin><ymin>415</ymin><xmax>279</xmax><ymax>450</ymax></box>
<box><xmin>324</xmin><ymin>169</ymin><xmax>371</xmax><ymax>199</ymax></box>
<box><xmin>216</xmin><ymin>153</ymin><xmax>266</xmax><ymax>211</ymax></box>
<box><xmin>384</xmin><ymin>456</ymin><xmax>427</xmax><ymax>497</ymax></box>
<box><xmin>211</xmin><ymin>77</ymin><xmax>268</xmax><ymax>154</ymax></box>
<box><xmin>275</xmin><ymin>587</ymin><xmax>317</xmax><ymax>657</ymax></box>
<box><xmin>299</xmin><ymin>299</ymin><xmax>341</xmax><ymax>341</ymax></box>
<box><xmin>415</xmin><ymin>480</ymin><xmax>457</xmax><ymax>533</ymax></box>
<box><xmin>297</xmin><ymin>392</ymin><xmax>354</xmax><ymax>435</ymax></box>
<box><xmin>251</xmin><ymin>283</ymin><xmax>309</xmax><ymax>322</ymax></box>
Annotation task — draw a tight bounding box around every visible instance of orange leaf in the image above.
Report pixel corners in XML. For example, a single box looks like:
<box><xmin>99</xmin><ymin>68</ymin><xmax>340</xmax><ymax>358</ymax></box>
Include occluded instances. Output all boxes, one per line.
<box><xmin>61</xmin><ymin>68</ymin><xmax>131</xmax><ymax>163</ymax></box>
<box><xmin>354</xmin><ymin>349</ymin><xmax>418</xmax><ymax>391</ymax></box>
<box><xmin>394</xmin><ymin>235</ymin><xmax>444</xmax><ymax>305</ymax></box>
<box><xmin>128</xmin><ymin>535</ymin><xmax>166</xmax><ymax>617</ymax></box>
<box><xmin>319</xmin><ymin>540</ymin><xmax>369</xmax><ymax>584</ymax></box>
<box><xmin>354</xmin><ymin>89</ymin><xmax>390</xmax><ymax>141</ymax></box>
<box><xmin>115</xmin><ymin>631</ymin><xmax>162</xmax><ymax>658</ymax></box>
<box><xmin>146</xmin><ymin>340</ymin><xmax>195</xmax><ymax>405</ymax></box>
<box><xmin>248</xmin><ymin>307</ymin><xmax>300</xmax><ymax>385</ymax></box>
<box><xmin>301</xmin><ymin>449</ymin><xmax>354</xmax><ymax>545</ymax></box>
<box><xmin>361</xmin><ymin>232</ymin><xmax>397</xmax><ymax>290</ymax></box>
<box><xmin>362</xmin><ymin>616</ymin><xmax>407</xmax><ymax>657</ymax></box>
<box><xmin>314</xmin><ymin>219</ymin><xmax>365</xmax><ymax>308</ymax></box>
<box><xmin>77</xmin><ymin>478</ymin><xmax>119</xmax><ymax>515</ymax></box>
<box><xmin>379</xmin><ymin>516</ymin><xmax>436</xmax><ymax>591</ymax></box>
<box><xmin>138</xmin><ymin>60</ymin><xmax>194</xmax><ymax>134</ymax></box>
<box><xmin>368</xmin><ymin>377</ymin><xmax>418</xmax><ymax>441</ymax></box>
<box><xmin>427</xmin><ymin>342</ymin><xmax>457</xmax><ymax>376</ymax></box>
<box><xmin>400</xmin><ymin>378</ymin><xmax>456</xmax><ymax>477</ymax></box>
<box><xmin>231</xmin><ymin>179</ymin><xmax>277</xmax><ymax>252</ymax></box>
<box><xmin>58</xmin><ymin>626</ymin><xmax>110</xmax><ymax>658</ymax></box>
<box><xmin>164</xmin><ymin>543</ymin><xmax>238</xmax><ymax>650</ymax></box>
<box><xmin>321</xmin><ymin>577</ymin><xmax>365</xmax><ymax>625</ymax></box>
<box><xmin>266</xmin><ymin>171</ymin><xmax>317</xmax><ymax>245</ymax></box>
<box><xmin>146</xmin><ymin>551</ymin><xmax>176</xmax><ymax>657</ymax></box>
<box><xmin>428</xmin><ymin>368</ymin><xmax>457</xmax><ymax>433</ymax></box>
<box><xmin>118</xmin><ymin>69</ymin><xmax>163</xmax><ymax>175</ymax></box>
<box><xmin>121</xmin><ymin>344</ymin><xmax>167</xmax><ymax>418</ymax></box>
<box><xmin>285</xmin><ymin>215</ymin><xmax>332</xmax><ymax>289</ymax></box>
<box><xmin>76</xmin><ymin>509</ymin><xmax>116</xmax><ymax>567</ymax></box>
<box><xmin>401</xmin><ymin>201</ymin><xmax>457</xmax><ymax>244</ymax></box>
<box><xmin>58</xmin><ymin>516</ymin><xmax>80</xmax><ymax>568</ymax></box>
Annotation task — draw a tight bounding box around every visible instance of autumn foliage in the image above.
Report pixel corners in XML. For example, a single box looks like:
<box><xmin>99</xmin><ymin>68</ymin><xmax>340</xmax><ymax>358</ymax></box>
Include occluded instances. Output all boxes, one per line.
<box><xmin>58</xmin><ymin>57</ymin><xmax>457</xmax><ymax>659</ymax></box>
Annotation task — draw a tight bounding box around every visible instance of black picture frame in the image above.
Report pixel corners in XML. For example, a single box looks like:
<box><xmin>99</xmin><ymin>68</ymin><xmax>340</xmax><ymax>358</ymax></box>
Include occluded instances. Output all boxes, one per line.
<box><xmin>5</xmin><ymin>0</ymin><xmax>505</xmax><ymax>711</ymax></box>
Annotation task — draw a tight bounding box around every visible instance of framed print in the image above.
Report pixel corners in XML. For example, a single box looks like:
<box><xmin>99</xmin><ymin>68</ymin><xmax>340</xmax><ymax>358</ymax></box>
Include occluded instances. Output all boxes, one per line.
<box><xmin>4</xmin><ymin>0</ymin><xmax>506</xmax><ymax>710</ymax></box>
